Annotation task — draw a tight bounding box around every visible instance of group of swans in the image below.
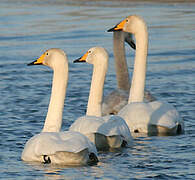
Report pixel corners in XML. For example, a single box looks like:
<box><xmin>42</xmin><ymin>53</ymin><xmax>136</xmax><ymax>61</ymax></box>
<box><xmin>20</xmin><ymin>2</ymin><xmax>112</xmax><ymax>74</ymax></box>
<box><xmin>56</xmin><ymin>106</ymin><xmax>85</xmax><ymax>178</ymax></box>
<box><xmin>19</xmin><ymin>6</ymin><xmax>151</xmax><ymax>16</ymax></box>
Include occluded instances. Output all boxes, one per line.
<box><xmin>22</xmin><ymin>15</ymin><xmax>184</xmax><ymax>166</ymax></box>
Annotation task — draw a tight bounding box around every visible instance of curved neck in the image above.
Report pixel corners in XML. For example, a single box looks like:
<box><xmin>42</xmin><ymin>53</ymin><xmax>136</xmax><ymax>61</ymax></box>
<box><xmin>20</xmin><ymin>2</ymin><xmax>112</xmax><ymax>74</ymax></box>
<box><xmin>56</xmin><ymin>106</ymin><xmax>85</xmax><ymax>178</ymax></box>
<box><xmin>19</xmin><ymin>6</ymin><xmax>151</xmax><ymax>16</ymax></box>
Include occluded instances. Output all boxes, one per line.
<box><xmin>42</xmin><ymin>63</ymin><xmax>68</xmax><ymax>132</ymax></box>
<box><xmin>87</xmin><ymin>61</ymin><xmax>108</xmax><ymax>117</ymax></box>
<box><xmin>113</xmin><ymin>31</ymin><xmax>130</xmax><ymax>91</ymax></box>
<box><xmin>128</xmin><ymin>24</ymin><xmax>148</xmax><ymax>103</ymax></box>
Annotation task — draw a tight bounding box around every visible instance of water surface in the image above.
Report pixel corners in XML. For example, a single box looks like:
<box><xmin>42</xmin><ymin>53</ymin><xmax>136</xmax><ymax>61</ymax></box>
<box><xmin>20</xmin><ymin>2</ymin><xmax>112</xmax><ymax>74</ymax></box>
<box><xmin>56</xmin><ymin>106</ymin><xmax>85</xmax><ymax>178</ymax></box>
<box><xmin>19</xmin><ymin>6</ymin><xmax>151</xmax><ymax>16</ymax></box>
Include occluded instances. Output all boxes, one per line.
<box><xmin>0</xmin><ymin>0</ymin><xmax>195</xmax><ymax>179</ymax></box>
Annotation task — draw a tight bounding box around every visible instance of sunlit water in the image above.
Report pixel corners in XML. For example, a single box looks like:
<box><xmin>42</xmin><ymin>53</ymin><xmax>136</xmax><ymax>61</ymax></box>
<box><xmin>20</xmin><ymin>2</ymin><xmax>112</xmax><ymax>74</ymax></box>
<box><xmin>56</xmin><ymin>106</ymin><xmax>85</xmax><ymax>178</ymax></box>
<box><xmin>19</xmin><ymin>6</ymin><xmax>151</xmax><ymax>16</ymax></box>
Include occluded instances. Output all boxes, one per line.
<box><xmin>0</xmin><ymin>0</ymin><xmax>195</xmax><ymax>179</ymax></box>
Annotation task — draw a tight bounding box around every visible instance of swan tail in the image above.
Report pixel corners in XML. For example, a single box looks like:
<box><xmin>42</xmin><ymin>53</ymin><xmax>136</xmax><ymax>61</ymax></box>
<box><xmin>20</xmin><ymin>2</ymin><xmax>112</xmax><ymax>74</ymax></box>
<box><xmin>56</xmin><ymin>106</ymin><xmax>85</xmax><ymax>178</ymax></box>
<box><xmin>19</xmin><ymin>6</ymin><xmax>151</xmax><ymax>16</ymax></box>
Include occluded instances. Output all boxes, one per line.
<box><xmin>43</xmin><ymin>155</ymin><xmax>51</xmax><ymax>164</ymax></box>
<box><xmin>106</xmin><ymin>135</ymin><xmax>125</xmax><ymax>149</ymax></box>
<box><xmin>41</xmin><ymin>149</ymin><xmax>97</xmax><ymax>165</ymax></box>
<box><xmin>88</xmin><ymin>153</ymin><xmax>99</xmax><ymax>166</ymax></box>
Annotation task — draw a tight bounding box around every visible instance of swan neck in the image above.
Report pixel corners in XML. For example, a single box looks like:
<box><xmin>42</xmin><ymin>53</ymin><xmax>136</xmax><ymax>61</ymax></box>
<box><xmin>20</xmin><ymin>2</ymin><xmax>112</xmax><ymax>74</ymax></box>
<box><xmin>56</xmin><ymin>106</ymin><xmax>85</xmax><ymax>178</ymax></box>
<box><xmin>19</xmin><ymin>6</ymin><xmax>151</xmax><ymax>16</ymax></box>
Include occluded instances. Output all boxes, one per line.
<box><xmin>128</xmin><ymin>25</ymin><xmax>148</xmax><ymax>103</ymax></box>
<box><xmin>113</xmin><ymin>32</ymin><xmax>130</xmax><ymax>91</ymax></box>
<box><xmin>87</xmin><ymin>61</ymin><xmax>107</xmax><ymax>117</ymax></box>
<box><xmin>42</xmin><ymin>63</ymin><xmax>68</xmax><ymax>132</ymax></box>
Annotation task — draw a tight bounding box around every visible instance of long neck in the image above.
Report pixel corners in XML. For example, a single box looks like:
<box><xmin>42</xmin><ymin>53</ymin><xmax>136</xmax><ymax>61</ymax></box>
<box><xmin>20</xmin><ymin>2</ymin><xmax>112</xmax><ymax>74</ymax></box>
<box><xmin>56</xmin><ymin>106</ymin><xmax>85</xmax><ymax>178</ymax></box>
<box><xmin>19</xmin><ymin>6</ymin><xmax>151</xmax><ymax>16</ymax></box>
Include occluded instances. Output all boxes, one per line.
<box><xmin>42</xmin><ymin>63</ymin><xmax>68</xmax><ymax>132</ymax></box>
<box><xmin>113</xmin><ymin>31</ymin><xmax>130</xmax><ymax>91</ymax></box>
<box><xmin>128</xmin><ymin>24</ymin><xmax>148</xmax><ymax>103</ymax></box>
<box><xmin>87</xmin><ymin>61</ymin><xmax>107</xmax><ymax>117</ymax></box>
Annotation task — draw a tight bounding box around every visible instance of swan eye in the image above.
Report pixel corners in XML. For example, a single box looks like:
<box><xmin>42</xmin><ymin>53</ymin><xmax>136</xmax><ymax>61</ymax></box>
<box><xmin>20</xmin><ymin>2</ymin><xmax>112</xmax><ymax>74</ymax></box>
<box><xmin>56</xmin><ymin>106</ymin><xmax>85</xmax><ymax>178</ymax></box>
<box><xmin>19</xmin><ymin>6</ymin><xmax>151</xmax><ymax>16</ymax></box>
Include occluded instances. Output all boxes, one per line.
<box><xmin>46</xmin><ymin>52</ymin><xmax>49</xmax><ymax>56</ymax></box>
<box><xmin>88</xmin><ymin>51</ymin><xmax>91</xmax><ymax>53</ymax></box>
<box><xmin>126</xmin><ymin>19</ymin><xmax>129</xmax><ymax>22</ymax></box>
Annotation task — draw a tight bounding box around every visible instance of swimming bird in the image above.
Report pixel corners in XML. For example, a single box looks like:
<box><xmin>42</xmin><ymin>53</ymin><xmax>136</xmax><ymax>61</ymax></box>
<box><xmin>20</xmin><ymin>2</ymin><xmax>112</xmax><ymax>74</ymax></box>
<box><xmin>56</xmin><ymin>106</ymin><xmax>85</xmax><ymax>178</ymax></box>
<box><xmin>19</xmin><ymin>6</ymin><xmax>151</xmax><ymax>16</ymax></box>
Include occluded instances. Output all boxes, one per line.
<box><xmin>69</xmin><ymin>47</ymin><xmax>133</xmax><ymax>151</ymax></box>
<box><xmin>108</xmin><ymin>15</ymin><xmax>184</xmax><ymax>136</ymax></box>
<box><xmin>102</xmin><ymin>31</ymin><xmax>155</xmax><ymax>116</ymax></box>
<box><xmin>22</xmin><ymin>48</ymin><xmax>98</xmax><ymax>165</ymax></box>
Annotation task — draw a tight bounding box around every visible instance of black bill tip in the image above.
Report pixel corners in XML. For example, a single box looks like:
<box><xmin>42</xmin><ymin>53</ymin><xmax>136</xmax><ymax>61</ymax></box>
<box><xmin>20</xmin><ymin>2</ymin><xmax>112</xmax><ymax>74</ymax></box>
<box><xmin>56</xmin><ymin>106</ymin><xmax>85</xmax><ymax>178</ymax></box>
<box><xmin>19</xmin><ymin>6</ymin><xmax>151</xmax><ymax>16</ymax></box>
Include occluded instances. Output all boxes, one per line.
<box><xmin>27</xmin><ymin>61</ymin><xmax>35</xmax><ymax>66</ymax></box>
<box><xmin>107</xmin><ymin>24</ymin><xmax>122</xmax><ymax>32</ymax></box>
<box><xmin>128</xmin><ymin>40</ymin><xmax>136</xmax><ymax>50</ymax></box>
<box><xmin>27</xmin><ymin>60</ymin><xmax>42</xmax><ymax>66</ymax></box>
<box><xmin>107</xmin><ymin>27</ymin><xmax>115</xmax><ymax>32</ymax></box>
<box><xmin>107</xmin><ymin>26</ymin><xmax>119</xmax><ymax>32</ymax></box>
<box><xmin>73</xmin><ymin>57</ymin><xmax>86</xmax><ymax>63</ymax></box>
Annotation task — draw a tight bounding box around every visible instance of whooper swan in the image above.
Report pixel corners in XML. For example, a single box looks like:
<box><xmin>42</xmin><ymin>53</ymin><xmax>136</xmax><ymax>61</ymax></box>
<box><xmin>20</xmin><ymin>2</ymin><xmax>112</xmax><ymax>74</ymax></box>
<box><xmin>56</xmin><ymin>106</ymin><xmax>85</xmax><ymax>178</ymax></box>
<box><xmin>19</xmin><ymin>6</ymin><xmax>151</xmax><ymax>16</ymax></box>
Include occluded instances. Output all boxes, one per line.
<box><xmin>69</xmin><ymin>47</ymin><xmax>133</xmax><ymax>151</ymax></box>
<box><xmin>108</xmin><ymin>15</ymin><xmax>184</xmax><ymax>136</ymax></box>
<box><xmin>22</xmin><ymin>48</ymin><xmax>98</xmax><ymax>165</ymax></box>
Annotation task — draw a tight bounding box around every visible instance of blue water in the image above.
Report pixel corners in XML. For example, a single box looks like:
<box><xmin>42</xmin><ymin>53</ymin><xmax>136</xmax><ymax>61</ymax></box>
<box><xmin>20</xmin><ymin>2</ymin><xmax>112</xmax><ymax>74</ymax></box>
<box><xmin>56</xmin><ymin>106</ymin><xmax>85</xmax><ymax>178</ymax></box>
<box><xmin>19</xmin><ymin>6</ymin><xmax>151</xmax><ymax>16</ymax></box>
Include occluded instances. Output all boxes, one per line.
<box><xmin>0</xmin><ymin>0</ymin><xmax>195</xmax><ymax>179</ymax></box>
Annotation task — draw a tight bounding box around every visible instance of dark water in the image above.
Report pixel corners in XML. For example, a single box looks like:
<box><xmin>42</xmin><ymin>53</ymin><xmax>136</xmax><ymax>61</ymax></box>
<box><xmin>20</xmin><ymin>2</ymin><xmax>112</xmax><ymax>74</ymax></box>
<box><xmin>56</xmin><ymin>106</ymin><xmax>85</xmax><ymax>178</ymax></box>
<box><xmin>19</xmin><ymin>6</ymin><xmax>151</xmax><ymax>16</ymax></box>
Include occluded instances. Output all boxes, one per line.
<box><xmin>0</xmin><ymin>0</ymin><xmax>195</xmax><ymax>179</ymax></box>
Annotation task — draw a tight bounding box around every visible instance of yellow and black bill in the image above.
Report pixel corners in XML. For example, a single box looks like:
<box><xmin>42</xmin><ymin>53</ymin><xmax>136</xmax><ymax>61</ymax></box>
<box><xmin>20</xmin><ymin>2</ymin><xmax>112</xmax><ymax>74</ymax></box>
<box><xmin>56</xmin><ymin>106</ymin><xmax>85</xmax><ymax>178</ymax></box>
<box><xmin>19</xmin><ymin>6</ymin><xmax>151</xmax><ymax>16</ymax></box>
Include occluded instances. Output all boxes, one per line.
<box><xmin>73</xmin><ymin>51</ymin><xmax>88</xmax><ymax>63</ymax></box>
<box><xmin>27</xmin><ymin>53</ymin><xmax>45</xmax><ymax>66</ymax></box>
<box><xmin>107</xmin><ymin>19</ymin><xmax>126</xmax><ymax>32</ymax></box>
<box><xmin>125</xmin><ymin>38</ymin><xmax>136</xmax><ymax>50</ymax></box>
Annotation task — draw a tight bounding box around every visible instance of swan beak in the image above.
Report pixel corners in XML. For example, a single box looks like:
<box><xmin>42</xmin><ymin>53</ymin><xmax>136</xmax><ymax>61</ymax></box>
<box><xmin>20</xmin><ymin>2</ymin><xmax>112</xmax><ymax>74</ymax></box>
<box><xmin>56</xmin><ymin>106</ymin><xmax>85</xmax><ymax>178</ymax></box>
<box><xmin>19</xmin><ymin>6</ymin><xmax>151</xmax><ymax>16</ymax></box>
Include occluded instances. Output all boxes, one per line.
<box><xmin>107</xmin><ymin>19</ymin><xmax>126</xmax><ymax>32</ymax></box>
<box><xmin>27</xmin><ymin>53</ymin><xmax>45</xmax><ymax>66</ymax></box>
<box><xmin>73</xmin><ymin>52</ymin><xmax>88</xmax><ymax>63</ymax></box>
<box><xmin>125</xmin><ymin>39</ymin><xmax>136</xmax><ymax>50</ymax></box>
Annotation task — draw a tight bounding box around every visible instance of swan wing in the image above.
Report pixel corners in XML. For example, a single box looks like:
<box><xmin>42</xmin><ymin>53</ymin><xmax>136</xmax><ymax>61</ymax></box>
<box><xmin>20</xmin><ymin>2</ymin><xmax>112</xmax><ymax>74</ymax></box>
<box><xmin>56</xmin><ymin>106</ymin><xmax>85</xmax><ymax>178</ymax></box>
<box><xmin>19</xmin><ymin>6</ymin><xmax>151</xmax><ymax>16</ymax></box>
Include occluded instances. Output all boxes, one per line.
<box><xmin>102</xmin><ymin>89</ymin><xmax>156</xmax><ymax>116</ymax></box>
<box><xmin>21</xmin><ymin>131</ymin><xmax>97</xmax><ymax>162</ymax></box>
<box><xmin>102</xmin><ymin>115</ymin><xmax>133</xmax><ymax>146</ymax></box>
<box><xmin>69</xmin><ymin>115</ymin><xmax>133</xmax><ymax>146</ymax></box>
<box><xmin>149</xmin><ymin>101</ymin><xmax>183</xmax><ymax>129</ymax></box>
<box><xmin>118</xmin><ymin>101</ymin><xmax>183</xmax><ymax>133</ymax></box>
<box><xmin>69</xmin><ymin>116</ymin><xmax>107</xmax><ymax>135</ymax></box>
<box><xmin>102</xmin><ymin>89</ymin><xmax>129</xmax><ymax>116</ymax></box>
<box><xmin>118</xmin><ymin>102</ymin><xmax>153</xmax><ymax>133</ymax></box>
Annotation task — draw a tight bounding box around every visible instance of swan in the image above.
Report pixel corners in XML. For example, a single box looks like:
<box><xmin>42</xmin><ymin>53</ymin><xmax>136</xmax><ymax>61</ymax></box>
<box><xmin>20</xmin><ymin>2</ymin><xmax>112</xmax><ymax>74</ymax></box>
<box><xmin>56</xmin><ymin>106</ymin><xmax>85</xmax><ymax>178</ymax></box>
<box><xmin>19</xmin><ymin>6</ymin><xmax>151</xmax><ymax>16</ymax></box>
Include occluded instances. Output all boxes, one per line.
<box><xmin>69</xmin><ymin>47</ymin><xmax>133</xmax><ymax>151</ymax></box>
<box><xmin>102</xmin><ymin>31</ymin><xmax>155</xmax><ymax>116</ymax></box>
<box><xmin>21</xmin><ymin>48</ymin><xmax>98</xmax><ymax>165</ymax></box>
<box><xmin>108</xmin><ymin>15</ymin><xmax>184</xmax><ymax>136</ymax></box>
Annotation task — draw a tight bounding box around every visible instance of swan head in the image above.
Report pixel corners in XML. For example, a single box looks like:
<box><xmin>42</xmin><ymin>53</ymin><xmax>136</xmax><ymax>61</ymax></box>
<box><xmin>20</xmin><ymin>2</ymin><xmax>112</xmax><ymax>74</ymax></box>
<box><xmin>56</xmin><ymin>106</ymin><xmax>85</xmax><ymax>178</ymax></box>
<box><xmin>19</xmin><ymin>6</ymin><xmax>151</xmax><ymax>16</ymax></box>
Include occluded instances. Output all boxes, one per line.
<box><xmin>107</xmin><ymin>15</ymin><xmax>146</xmax><ymax>35</ymax></box>
<box><xmin>28</xmin><ymin>48</ymin><xmax>67</xmax><ymax>70</ymax></box>
<box><xmin>73</xmin><ymin>47</ymin><xmax>108</xmax><ymax>67</ymax></box>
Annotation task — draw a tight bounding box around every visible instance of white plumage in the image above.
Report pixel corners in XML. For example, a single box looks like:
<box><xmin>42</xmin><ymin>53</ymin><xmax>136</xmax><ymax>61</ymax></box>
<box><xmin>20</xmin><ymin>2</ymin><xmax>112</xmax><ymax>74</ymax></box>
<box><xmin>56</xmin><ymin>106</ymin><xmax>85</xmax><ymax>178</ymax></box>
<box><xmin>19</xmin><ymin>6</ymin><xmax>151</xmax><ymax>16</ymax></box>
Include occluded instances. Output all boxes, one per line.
<box><xmin>70</xmin><ymin>115</ymin><xmax>132</xmax><ymax>149</ymax></box>
<box><xmin>22</xmin><ymin>131</ymin><xmax>97</xmax><ymax>165</ymax></box>
<box><xmin>22</xmin><ymin>48</ymin><xmax>98</xmax><ymax>165</ymax></box>
<box><xmin>69</xmin><ymin>47</ymin><xmax>133</xmax><ymax>150</ymax></box>
<box><xmin>102</xmin><ymin>31</ymin><xmax>155</xmax><ymax>116</ymax></box>
<box><xmin>118</xmin><ymin>101</ymin><xmax>184</xmax><ymax>135</ymax></box>
<box><xmin>108</xmin><ymin>15</ymin><xmax>184</xmax><ymax>136</ymax></box>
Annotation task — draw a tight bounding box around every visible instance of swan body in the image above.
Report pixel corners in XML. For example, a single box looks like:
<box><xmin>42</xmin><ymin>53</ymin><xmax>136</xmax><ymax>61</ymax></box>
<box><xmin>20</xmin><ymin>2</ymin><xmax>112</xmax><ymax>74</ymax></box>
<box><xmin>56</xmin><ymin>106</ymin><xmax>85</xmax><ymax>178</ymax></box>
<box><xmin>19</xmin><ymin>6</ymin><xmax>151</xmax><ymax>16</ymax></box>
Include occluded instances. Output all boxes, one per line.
<box><xmin>108</xmin><ymin>15</ymin><xmax>184</xmax><ymax>135</ymax></box>
<box><xmin>22</xmin><ymin>49</ymin><xmax>98</xmax><ymax>165</ymax></box>
<box><xmin>22</xmin><ymin>131</ymin><xmax>98</xmax><ymax>165</ymax></box>
<box><xmin>119</xmin><ymin>101</ymin><xmax>184</xmax><ymax>135</ymax></box>
<box><xmin>102</xmin><ymin>88</ymin><xmax>129</xmax><ymax>115</ymax></box>
<box><xmin>102</xmin><ymin>31</ymin><xmax>155</xmax><ymax>116</ymax></box>
<box><xmin>69</xmin><ymin>47</ymin><xmax>132</xmax><ymax>150</ymax></box>
<box><xmin>70</xmin><ymin>115</ymin><xmax>132</xmax><ymax>150</ymax></box>
<box><xmin>102</xmin><ymin>88</ymin><xmax>155</xmax><ymax>116</ymax></box>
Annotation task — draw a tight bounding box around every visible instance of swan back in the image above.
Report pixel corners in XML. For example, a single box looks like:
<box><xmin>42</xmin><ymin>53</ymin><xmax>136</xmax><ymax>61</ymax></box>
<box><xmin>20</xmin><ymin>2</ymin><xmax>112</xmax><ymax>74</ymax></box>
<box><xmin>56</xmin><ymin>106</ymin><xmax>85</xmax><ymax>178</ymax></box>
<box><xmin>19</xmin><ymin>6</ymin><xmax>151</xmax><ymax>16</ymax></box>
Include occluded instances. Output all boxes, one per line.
<box><xmin>22</xmin><ymin>131</ymin><xmax>98</xmax><ymax>163</ymax></box>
